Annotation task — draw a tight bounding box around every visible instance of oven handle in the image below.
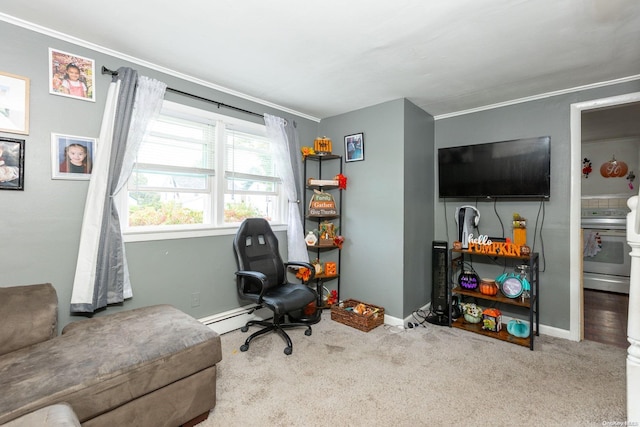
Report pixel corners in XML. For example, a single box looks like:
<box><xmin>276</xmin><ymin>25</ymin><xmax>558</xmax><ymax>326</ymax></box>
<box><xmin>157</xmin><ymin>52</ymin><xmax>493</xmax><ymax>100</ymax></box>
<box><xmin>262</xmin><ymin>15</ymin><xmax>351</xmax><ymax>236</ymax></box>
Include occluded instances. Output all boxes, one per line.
<box><xmin>583</xmin><ymin>228</ymin><xmax>626</xmax><ymax>237</ymax></box>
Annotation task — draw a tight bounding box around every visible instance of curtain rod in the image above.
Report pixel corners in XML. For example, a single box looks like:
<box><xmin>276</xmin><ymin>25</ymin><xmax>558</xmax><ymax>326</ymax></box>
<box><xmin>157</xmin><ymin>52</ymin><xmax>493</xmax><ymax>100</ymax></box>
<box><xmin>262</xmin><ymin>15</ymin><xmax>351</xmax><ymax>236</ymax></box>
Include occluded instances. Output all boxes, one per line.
<box><xmin>101</xmin><ymin>66</ymin><xmax>265</xmax><ymax>120</ymax></box>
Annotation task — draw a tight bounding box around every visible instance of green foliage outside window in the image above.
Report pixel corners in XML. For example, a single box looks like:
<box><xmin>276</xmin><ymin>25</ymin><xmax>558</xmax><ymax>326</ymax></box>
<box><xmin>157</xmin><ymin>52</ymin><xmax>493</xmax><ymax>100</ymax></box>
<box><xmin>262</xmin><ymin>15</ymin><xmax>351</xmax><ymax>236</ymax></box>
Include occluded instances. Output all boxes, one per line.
<box><xmin>129</xmin><ymin>201</ymin><xmax>203</xmax><ymax>226</ymax></box>
<box><xmin>224</xmin><ymin>200</ymin><xmax>267</xmax><ymax>223</ymax></box>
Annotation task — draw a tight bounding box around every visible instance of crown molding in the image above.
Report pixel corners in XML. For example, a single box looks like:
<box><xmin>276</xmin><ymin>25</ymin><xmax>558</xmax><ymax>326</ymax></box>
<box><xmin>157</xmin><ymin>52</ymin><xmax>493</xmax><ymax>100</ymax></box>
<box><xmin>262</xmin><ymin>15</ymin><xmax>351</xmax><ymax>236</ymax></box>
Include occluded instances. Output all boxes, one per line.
<box><xmin>0</xmin><ymin>13</ymin><xmax>321</xmax><ymax>123</ymax></box>
<box><xmin>434</xmin><ymin>74</ymin><xmax>640</xmax><ymax>120</ymax></box>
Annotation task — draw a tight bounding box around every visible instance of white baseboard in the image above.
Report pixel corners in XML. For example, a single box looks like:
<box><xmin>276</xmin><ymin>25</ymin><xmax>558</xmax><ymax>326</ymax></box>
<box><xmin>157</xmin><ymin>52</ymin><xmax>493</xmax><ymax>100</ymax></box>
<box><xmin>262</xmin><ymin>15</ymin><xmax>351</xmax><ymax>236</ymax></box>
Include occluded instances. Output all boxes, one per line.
<box><xmin>198</xmin><ymin>304</ymin><xmax>271</xmax><ymax>335</ymax></box>
<box><xmin>199</xmin><ymin>303</ymin><xmax>574</xmax><ymax>341</ymax></box>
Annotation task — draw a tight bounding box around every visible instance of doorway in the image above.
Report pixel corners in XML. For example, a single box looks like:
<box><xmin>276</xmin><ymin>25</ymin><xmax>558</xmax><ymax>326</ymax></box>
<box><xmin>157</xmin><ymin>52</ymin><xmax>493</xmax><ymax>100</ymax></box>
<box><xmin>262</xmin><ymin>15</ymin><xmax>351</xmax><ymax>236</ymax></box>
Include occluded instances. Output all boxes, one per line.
<box><xmin>580</xmin><ymin>102</ymin><xmax>639</xmax><ymax>346</ymax></box>
<box><xmin>570</xmin><ymin>92</ymin><xmax>640</xmax><ymax>343</ymax></box>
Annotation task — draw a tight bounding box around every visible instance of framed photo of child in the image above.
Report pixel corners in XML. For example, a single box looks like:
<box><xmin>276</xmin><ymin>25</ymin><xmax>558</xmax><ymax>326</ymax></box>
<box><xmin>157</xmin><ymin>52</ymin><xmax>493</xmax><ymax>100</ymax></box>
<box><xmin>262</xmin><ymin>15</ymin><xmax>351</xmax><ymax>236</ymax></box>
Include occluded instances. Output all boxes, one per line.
<box><xmin>49</xmin><ymin>48</ymin><xmax>95</xmax><ymax>102</ymax></box>
<box><xmin>0</xmin><ymin>137</ymin><xmax>25</xmax><ymax>190</ymax></box>
<box><xmin>51</xmin><ymin>133</ymin><xmax>96</xmax><ymax>180</ymax></box>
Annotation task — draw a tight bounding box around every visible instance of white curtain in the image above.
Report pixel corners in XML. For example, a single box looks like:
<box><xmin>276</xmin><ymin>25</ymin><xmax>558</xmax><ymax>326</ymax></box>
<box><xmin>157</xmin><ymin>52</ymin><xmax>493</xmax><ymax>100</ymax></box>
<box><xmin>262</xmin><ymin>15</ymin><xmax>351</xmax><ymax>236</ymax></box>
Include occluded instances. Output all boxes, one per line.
<box><xmin>70</xmin><ymin>68</ymin><xmax>166</xmax><ymax>313</ymax></box>
<box><xmin>264</xmin><ymin>114</ymin><xmax>309</xmax><ymax>262</ymax></box>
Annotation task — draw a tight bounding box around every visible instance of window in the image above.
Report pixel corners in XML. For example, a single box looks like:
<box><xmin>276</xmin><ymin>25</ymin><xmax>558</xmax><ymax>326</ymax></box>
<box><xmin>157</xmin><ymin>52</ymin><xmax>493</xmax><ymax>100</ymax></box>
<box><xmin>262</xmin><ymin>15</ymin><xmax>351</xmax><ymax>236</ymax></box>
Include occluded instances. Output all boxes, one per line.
<box><xmin>121</xmin><ymin>101</ymin><xmax>284</xmax><ymax>239</ymax></box>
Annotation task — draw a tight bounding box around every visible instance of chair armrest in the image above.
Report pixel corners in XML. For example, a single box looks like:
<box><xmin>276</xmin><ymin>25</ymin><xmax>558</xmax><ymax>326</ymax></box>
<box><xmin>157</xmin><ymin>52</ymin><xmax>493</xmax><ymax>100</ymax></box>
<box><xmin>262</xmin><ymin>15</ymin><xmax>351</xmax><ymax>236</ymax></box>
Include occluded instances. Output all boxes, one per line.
<box><xmin>235</xmin><ymin>270</ymin><xmax>268</xmax><ymax>301</ymax></box>
<box><xmin>0</xmin><ymin>283</ymin><xmax>58</xmax><ymax>356</ymax></box>
<box><xmin>285</xmin><ymin>261</ymin><xmax>316</xmax><ymax>282</ymax></box>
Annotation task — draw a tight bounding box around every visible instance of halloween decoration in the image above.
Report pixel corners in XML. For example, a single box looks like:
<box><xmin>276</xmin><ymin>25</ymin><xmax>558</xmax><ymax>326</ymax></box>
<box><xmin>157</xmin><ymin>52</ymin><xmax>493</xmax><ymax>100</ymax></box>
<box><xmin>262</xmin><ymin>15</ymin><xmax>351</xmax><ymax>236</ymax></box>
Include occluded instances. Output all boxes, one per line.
<box><xmin>324</xmin><ymin>262</ymin><xmax>337</xmax><ymax>276</ymax></box>
<box><xmin>600</xmin><ymin>155</ymin><xmax>628</xmax><ymax>178</ymax></box>
<box><xmin>461</xmin><ymin>303</ymin><xmax>483</xmax><ymax>324</ymax></box>
<box><xmin>482</xmin><ymin>308</ymin><xmax>502</xmax><ymax>332</ymax></box>
<box><xmin>582</xmin><ymin>157</ymin><xmax>592</xmax><ymax>178</ymax></box>
<box><xmin>300</xmin><ymin>146</ymin><xmax>316</xmax><ymax>160</ymax></box>
<box><xmin>305</xmin><ymin>231</ymin><xmax>318</xmax><ymax>246</ymax></box>
<box><xmin>458</xmin><ymin>270</ymin><xmax>480</xmax><ymax>290</ymax></box>
<box><xmin>507</xmin><ymin>319</ymin><xmax>530</xmax><ymax>338</ymax></box>
<box><xmin>479</xmin><ymin>278</ymin><xmax>499</xmax><ymax>296</ymax></box>
<box><xmin>627</xmin><ymin>171</ymin><xmax>635</xmax><ymax>190</ymax></box>
<box><xmin>313</xmin><ymin>136</ymin><xmax>332</xmax><ymax>154</ymax></box>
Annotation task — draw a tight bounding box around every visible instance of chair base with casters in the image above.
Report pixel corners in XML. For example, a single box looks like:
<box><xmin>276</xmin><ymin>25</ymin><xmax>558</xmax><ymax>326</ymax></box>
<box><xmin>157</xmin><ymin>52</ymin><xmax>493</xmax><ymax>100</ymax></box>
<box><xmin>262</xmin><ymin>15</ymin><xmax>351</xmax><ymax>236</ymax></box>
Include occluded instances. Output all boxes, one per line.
<box><xmin>233</xmin><ymin>218</ymin><xmax>318</xmax><ymax>355</ymax></box>
<box><xmin>240</xmin><ymin>314</ymin><xmax>312</xmax><ymax>356</ymax></box>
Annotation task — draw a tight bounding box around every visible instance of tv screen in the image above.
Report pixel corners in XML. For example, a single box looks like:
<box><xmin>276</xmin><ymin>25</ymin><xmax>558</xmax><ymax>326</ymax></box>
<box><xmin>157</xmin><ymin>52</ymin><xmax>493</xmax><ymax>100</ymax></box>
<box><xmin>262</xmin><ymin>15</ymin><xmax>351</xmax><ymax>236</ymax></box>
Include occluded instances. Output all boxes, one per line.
<box><xmin>438</xmin><ymin>136</ymin><xmax>550</xmax><ymax>199</ymax></box>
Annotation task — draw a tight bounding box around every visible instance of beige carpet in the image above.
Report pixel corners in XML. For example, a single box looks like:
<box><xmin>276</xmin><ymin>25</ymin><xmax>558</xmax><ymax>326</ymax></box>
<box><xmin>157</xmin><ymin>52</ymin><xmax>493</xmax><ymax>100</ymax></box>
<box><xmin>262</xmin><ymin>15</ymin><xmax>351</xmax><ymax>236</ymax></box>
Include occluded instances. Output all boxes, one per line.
<box><xmin>199</xmin><ymin>315</ymin><xmax>627</xmax><ymax>427</ymax></box>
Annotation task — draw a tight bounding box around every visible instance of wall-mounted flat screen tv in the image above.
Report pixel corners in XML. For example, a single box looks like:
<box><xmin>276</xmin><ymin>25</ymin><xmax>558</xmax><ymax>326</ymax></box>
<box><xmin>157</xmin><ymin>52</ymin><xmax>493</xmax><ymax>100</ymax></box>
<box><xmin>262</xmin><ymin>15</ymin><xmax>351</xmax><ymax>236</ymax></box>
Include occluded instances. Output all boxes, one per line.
<box><xmin>438</xmin><ymin>136</ymin><xmax>551</xmax><ymax>199</ymax></box>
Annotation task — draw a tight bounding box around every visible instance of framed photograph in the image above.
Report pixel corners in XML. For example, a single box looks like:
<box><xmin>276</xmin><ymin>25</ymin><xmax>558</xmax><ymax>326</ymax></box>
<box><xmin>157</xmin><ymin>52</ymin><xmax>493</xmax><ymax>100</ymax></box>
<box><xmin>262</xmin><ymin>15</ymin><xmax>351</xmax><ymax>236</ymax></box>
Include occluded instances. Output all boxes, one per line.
<box><xmin>51</xmin><ymin>133</ymin><xmax>96</xmax><ymax>180</ymax></box>
<box><xmin>49</xmin><ymin>48</ymin><xmax>95</xmax><ymax>102</ymax></box>
<box><xmin>0</xmin><ymin>137</ymin><xmax>25</xmax><ymax>190</ymax></box>
<box><xmin>345</xmin><ymin>132</ymin><xmax>364</xmax><ymax>162</ymax></box>
<box><xmin>0</xmin><ymin>71</ymin><xmax>30</xmax><ymax>135</ymax></box>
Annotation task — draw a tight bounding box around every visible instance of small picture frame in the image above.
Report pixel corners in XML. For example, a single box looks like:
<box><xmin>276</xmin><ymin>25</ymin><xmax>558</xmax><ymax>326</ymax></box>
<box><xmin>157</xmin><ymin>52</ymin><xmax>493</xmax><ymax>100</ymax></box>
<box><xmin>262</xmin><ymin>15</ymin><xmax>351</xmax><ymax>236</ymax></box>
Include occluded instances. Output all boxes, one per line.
<box><xmin>0</xmin><ymin>137</ymin><xmax>25</xmax><ymax>190</ymax></box>
<box><xmin>0</xmin><ymin>71</ymin><xmax>30</xmax><ymax>135</ymax></box>
<box><xmin>51</xmin><ymin>133</ymin><xmax>96</xmax><ymax>180</ymax></box>
<box><xmin>345</xmin><ymin>132</ymin><xmax>364</xmax><ymax>162</ymax></box>
<box><xmin>49</xmin><ymin>48</ymin><xmax>95</xmax><ymax>102</ymax></box>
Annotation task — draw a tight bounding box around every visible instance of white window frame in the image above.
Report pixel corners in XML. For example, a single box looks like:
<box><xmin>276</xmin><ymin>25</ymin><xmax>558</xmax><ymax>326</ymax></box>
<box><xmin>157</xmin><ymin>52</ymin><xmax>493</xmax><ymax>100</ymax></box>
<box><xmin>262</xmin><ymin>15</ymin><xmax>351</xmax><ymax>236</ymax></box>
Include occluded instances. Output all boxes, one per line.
<box><xmin>118</xmin><ymin>101</ymin><xmax>287</xmax><ymax>242</ymax></box>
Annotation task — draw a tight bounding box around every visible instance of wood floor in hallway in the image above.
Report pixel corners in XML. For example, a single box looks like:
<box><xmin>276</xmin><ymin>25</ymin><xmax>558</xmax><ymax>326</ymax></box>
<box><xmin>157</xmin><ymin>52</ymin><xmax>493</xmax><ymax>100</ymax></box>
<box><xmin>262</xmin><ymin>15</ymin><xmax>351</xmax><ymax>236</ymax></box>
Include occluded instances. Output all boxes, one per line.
<box><xmin>584</xmin><ymin>289</ymin><xmax>629</xmax><ymax>348</ymax></box>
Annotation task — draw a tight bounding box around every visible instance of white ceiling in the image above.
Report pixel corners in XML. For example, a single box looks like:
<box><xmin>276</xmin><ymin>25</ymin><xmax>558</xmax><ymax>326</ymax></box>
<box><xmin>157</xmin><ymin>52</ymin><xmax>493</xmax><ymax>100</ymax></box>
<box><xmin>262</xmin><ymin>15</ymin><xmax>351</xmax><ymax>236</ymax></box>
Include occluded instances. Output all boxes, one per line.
<box><xmin>1</xmin><ymin>0</ymin><xmax>639</xmax><ymax>120</ymax></box>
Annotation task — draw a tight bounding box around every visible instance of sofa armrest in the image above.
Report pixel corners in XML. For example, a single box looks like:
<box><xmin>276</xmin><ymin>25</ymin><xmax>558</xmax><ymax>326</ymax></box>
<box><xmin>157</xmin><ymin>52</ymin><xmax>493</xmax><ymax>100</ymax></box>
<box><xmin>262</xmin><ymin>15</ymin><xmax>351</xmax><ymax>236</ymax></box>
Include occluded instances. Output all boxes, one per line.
<box><xmin>0</xmin><ymin>283</ymin><xmax>58</xmax><ymax>356</ymax></box>
<box><xmin>0</xmin><ymin>403</ymin><xmax>80</xmax><ymax>427</ymax></box>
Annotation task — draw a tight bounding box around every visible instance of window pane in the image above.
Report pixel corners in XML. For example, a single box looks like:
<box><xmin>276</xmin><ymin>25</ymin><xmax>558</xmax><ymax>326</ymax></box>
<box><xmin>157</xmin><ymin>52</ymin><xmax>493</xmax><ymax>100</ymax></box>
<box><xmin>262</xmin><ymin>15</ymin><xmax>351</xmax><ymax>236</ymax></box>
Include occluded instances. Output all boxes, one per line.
<box><xmin>224</xmin><ymin>130</ymin><xmax>273</xmax><ymax>176</ymax></box>
<box><xmin>224</xmin><ymin>194</ymin><xmax>276</xmax><ymax>223</ymax></box>
<box><xmin>139</xmin><ymin>117</ymin><xmax>215</xmax><ymax>170</ymax></box>
<box><xmin>129</xmin><ymin>191</ymin><xmax>207</xmax><ymax>226</ymax></box>
<box><xmin>225</xmin><ymin>175</ymin><xmax>276</xmax><ymax>193</ymax></box>
<box><xmin>129</xmin><ymin>170</ymin><xmax>208</xmax><ymax>191</ymax></box>
<box><xmin>122</xmin><ymin>100</ymin><xmax>285</xmax><ymax>233</ymax></box>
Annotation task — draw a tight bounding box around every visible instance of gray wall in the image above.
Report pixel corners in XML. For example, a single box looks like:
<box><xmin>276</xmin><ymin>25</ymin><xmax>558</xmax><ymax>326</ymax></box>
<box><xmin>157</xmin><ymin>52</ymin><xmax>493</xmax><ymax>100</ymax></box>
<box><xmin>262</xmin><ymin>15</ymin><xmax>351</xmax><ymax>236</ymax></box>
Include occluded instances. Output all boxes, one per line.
<box><xmin>320</xmin><ymin>99</ymin><xmax>434</xmax><ymax>318</ymax></box>
<box><xmin>403</xmin><ymin>100</ymin><xmax>435</xmax><ymax>315</ymax></box>
<box><xmin>0</xmin><ymin>20</ymin><xmax>319</xmax><ymax>331</ymax></box>
<box><xmin>434</xmin><ymin>80</ymin><xmax>640</xmax><ymax>330</ymax></box>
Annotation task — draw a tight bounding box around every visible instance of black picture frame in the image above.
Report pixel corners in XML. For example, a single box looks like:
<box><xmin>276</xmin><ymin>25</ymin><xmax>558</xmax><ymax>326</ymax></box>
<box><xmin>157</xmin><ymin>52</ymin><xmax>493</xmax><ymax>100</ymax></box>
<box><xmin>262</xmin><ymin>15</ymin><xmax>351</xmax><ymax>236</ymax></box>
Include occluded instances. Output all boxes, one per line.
<box><xmin>345</xmin><ymin>132</ymin><xmax>364</xmax><ymax>162</ymax></box>
<box><xmin>0</xmin><ymin>137</ymin><xmax>25</xmax><ymax>190</ymax></box>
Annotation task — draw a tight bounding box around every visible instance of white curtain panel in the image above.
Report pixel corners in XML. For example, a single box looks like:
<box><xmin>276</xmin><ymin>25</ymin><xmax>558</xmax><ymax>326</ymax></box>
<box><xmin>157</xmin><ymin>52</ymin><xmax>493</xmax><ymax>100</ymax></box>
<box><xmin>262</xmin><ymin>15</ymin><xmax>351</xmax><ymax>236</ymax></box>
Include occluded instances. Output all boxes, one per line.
<box><xmin>116</xmin><ymin>76</ymin><xmax>166</xmax><ymax>194</ymax></box>
<box><xmin>264</xmin><ymin>114</ymin><xmax>309</xmax><ymax>263</ymax></box>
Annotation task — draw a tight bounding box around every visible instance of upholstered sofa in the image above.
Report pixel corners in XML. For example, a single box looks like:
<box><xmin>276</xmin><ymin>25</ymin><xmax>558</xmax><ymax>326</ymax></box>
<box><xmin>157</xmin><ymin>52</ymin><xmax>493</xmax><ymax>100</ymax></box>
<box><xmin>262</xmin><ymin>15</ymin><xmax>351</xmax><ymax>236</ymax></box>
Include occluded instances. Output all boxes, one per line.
<box><xmin>0</xmin><ymin>283</ymin><xmax>222</xmax><ymax>426</ymax></box>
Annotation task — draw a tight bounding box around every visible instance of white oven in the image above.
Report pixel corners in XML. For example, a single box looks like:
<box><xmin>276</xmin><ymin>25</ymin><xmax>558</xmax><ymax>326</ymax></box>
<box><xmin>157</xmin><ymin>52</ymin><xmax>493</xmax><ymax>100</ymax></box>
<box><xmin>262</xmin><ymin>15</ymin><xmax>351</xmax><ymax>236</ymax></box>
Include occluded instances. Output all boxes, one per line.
<box><xmin>582</xmin><ymin>208</ymin><xmax>630</xmax><ymax>294</ymax></box>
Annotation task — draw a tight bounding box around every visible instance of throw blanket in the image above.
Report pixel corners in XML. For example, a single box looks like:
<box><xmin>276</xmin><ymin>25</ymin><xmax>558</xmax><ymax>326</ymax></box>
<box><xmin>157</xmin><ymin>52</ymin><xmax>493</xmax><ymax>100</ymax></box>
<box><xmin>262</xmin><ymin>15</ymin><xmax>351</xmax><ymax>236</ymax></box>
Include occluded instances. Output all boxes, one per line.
<box><xmin>583</xmin><ymin>231</ymin><xmax>602</xmax><ymax>257</ymax></box>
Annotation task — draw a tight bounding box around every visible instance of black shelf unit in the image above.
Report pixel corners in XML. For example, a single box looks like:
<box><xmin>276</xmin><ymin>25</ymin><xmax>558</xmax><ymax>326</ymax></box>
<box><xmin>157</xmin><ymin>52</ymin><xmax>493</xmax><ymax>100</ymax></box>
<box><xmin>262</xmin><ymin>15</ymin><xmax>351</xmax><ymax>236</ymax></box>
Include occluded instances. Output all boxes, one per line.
<box><xmin>448</xmin><ymin>249</ymin><xmax>540</xmax><ymax>350</ymax></box>
<box><xmin>303</xmin><ymin>154</ymin><xmax>343</xmax><ymax>313</ymax></box>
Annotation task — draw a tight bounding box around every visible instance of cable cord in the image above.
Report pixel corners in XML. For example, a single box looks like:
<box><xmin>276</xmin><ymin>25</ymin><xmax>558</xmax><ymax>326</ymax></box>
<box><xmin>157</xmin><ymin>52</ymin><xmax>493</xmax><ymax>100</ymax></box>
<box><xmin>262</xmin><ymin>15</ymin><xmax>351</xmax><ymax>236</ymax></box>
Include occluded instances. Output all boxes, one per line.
<box><xmin>493</xmin><ymin>197</ymin><xmax>505</xmax><ymax>237</ymax></box>
<box><xmin>531</xmin><ymin>198</ymin><xmax>546</xmax><ymax>272</ymax></box>
<box><xmin>444</xmin><ymin>198</ymin><xmax>450</xmax><ymax>244</ymax></box>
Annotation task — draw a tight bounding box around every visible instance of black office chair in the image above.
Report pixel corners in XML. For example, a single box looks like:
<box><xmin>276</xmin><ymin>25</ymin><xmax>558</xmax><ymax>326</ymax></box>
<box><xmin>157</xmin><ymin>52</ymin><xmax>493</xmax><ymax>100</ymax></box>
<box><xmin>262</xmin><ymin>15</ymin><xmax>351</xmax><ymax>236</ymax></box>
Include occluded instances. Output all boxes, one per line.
<box><xmin>233</xmin><ymin>218</ymin><xmax>318</xmax><ymax>355</ymax></box>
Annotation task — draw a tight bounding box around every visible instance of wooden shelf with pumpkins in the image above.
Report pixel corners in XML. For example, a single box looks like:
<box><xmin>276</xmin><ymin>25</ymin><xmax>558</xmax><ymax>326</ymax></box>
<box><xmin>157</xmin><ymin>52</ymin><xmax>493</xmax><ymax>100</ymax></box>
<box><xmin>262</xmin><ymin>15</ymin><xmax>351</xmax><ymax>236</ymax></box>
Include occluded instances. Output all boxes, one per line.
<box><xmin>301</xmin><ymin>138</ymin><xmax>346</xmax><ymax>315</ymax></box>
<box><xmin>448</xmin><ymin>240</ymin><xmax>540</xmax><ymax>350</ymax></box>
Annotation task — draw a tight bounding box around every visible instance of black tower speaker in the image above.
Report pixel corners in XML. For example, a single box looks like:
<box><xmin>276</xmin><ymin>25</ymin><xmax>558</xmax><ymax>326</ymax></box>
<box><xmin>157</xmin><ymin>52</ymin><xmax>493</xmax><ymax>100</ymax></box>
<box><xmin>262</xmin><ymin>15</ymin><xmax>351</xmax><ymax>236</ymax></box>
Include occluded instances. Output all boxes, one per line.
<box><xmin>427</xmin><ymin>240</ymin><xmax>449</xmax><ymax>326</ymax></box>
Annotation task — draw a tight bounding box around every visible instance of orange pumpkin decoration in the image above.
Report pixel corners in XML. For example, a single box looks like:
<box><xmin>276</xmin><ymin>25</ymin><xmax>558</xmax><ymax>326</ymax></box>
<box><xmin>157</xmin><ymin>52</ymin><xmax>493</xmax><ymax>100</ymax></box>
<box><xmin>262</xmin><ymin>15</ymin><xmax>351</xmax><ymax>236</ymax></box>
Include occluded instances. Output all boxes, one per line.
<box><xmin>600</xmin><ymin>156</ymin><xmax>628</xmax><ymax>178</ymax></box>
<box><xmin>479</xmin><ymin>279</ymin><xmax>498</xmax><ymax>296</ymax></box>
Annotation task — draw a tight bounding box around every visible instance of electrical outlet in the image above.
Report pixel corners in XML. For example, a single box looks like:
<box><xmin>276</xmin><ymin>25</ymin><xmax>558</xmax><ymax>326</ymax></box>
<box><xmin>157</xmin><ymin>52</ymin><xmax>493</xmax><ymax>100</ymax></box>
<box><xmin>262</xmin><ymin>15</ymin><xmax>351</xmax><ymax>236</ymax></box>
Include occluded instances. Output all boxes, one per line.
<box><xmin>191</xmin><ymin>292</ymin><xmax>200</xmax><ymax>307</ymax></box>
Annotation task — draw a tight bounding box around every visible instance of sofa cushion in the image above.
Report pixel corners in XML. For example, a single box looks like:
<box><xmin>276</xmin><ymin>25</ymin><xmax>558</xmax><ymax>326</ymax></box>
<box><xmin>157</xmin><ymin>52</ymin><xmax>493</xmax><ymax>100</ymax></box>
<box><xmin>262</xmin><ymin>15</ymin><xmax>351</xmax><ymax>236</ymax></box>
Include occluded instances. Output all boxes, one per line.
<box><xmin>0</xmin><ymin>284</ymin><xmax>57</xmax><ymax>357</ymax></box>
<box><xmin>0</xmin><ymin>304</ymin><xmax>221</xmax><ymax>424</ymax></box>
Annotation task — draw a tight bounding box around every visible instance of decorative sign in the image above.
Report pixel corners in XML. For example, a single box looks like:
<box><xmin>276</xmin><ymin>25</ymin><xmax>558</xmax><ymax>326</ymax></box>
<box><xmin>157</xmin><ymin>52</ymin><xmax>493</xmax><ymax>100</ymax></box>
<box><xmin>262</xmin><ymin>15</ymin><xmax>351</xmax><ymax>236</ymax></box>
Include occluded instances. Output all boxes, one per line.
<box><xmin>314</xmin><ymin>136</ymin><xmax>332</xmax><ymax>154</ymax></box>
<box><xmin>308</xmin><ymin>190</ymin><xmax>337</xmax><ymax>216</ymax></box>
<box><xmin>600</xmin><ymin>156</ymin><xmax>628</xmax><ymax>178</ymax></box>
<box><xmin>466</xmin><ymin>234</ymin><xmax>522</xmax><ymax>257</ymax></box>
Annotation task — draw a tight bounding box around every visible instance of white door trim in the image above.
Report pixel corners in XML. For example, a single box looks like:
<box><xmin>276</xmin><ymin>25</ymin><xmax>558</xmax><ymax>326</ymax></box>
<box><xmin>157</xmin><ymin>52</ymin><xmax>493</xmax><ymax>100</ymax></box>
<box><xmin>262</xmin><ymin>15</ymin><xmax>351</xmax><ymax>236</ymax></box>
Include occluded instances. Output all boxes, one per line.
<box><xmin>569</xmin><ymin>91</ymin><xmax>640</xmax><ymax>341</ymax></box>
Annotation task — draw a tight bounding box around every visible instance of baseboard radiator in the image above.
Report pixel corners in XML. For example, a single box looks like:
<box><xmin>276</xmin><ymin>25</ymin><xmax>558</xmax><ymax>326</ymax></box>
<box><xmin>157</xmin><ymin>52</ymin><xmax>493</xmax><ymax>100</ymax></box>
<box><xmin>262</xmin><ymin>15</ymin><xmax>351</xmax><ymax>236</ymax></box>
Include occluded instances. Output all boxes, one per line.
<box><xmin>199</xmin><ymin>305</ymin><xmax>271</xmax><ymax>335</ymax></box>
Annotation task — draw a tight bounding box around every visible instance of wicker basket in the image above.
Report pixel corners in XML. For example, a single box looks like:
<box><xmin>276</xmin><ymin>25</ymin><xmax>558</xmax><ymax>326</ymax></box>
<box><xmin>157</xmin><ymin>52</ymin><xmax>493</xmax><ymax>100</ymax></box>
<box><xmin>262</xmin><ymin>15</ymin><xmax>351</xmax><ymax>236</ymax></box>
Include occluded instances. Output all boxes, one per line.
<box><xmin>331</xmin><ymin>299</ymin><xmax>384</xmax><ymax>332</ymax></box>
